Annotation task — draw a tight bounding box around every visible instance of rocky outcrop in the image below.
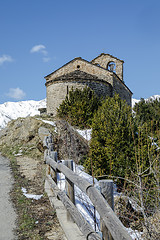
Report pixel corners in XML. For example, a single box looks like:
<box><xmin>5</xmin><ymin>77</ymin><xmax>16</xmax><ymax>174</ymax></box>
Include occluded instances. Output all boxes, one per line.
<box><xmin>0</xmin><ymin>117</ymin><xmax>89</xmax><ymax>163</ymax></box>
<box><xmin>0</xmin><ymin>117</ymin><xmax>42</xmax><ymax>146</ymax></box>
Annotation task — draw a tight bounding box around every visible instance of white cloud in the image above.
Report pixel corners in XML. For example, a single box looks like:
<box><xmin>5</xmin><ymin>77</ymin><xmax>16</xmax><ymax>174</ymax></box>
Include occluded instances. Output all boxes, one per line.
<box><xmin>30</xmin><ymin>44</ymin><xmax>50</xmax><ymax>62</ymax></box>
<box><xmin>0</xmin><ymin>55</ymin><xmax>14</xmax><ymax>65</ymax></box>
<box><xmin>6</xmin><ymin>88</ymin><xmax>26</xmax><ymax>100</ymax></box>
<box><xmin>30</xmin><ymin>44</ymin><xmax>46</xmax><ymax>54</ymax></box>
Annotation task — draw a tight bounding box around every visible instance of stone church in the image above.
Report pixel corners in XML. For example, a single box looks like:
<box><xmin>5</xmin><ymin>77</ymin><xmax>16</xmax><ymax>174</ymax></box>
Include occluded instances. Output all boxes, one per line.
<box><xmin>45</xmin><ymin>53</ymin><xmax>132</xmax><ymax>115</ymax></box>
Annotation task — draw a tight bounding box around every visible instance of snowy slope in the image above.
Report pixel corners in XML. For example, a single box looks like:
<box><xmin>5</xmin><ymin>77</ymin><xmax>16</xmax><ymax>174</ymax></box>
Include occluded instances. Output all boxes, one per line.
<box><xmin>0</xmin><ymin>99</ymin><xmax>46</xmax><ymax>129</ymax></box>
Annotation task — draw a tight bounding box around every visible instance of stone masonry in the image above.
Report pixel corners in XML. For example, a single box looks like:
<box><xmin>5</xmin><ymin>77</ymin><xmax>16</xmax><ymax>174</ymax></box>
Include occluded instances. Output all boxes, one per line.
<box><xmin>45</xmin><ymin>53</ymin><xmax>132</xmax><ymax>115</ymax></box>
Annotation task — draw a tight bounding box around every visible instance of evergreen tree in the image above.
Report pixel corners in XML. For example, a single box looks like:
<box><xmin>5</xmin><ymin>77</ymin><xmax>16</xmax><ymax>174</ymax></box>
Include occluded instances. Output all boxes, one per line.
<box><xmin>133</xmin><ymin>97</ymin><xmax>160</xmax><ymax>133</ymax></box>
<box><xmin>84</xmin><ymin>94</ymin><xmax>136</xmax><ymax>187</ymax></box>
<box><xmin>57</xmin><ymin>87</ymin><xmax>101</xmax><ymax>129</ymax></box>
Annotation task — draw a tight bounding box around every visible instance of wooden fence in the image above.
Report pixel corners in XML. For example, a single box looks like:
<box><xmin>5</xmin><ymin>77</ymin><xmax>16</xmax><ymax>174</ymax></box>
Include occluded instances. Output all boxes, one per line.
<box><xmin>44</xmin><ymin>135</ymin><xmax>132</xmax><ymax>240</ymax></box>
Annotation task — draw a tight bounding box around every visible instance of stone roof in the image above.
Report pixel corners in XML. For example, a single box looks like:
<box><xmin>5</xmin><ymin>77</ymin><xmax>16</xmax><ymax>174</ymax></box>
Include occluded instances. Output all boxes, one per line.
<box><xmin>45</xmin><ymin>70</ymin><xmax>112</xmax><ymax>87</ymax></box>
<box><xmin>44</xmin><ymin>57</ymin><xmax>111</xmax><ymax>79</ymax></box>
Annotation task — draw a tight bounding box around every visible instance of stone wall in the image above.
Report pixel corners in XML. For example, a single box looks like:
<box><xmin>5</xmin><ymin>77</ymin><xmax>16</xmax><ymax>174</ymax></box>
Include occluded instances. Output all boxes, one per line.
<box><xmin>113</xmin><ymin>76</ymin><xmax>132</xmax><ymax>106</ymax></box>
<box><xmin>47</xmin><ymin>82</ymin><xmax>84</xmax><ymax>115</ymax></box>
<box><xmin>46</xmin><ymin>78</ymin><xmax>112</xmax><ymax>115</ymax></box>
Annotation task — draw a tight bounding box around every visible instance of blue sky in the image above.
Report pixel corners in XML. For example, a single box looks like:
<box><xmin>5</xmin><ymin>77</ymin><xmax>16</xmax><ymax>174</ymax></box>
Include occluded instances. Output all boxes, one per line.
<box><xmin>0</xmin><ymin>0</ymin><xmax>160</xmax><ymax>104</ymax></box>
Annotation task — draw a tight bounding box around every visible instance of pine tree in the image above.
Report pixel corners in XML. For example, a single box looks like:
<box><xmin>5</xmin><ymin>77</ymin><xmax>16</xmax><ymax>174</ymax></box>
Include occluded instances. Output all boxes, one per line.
<box><xmin>84</xmin><ymin>94</ymin><xmax>136</xmax><ymax>187</ymax></box>
<box><xmin>57</xmin><ymin>87</ymin><xmax>101</xmax><ymax>129</ymax></box>
<box><xmin>133</xmin><ymin>97</ymin><xmax>160</xmax><ymax>133</ymax></box>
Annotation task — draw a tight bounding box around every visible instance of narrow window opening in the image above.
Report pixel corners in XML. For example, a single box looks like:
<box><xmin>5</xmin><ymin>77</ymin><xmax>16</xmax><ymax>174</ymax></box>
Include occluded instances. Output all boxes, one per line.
<box><xmin>77</xmin><ymin>65</ymin><xmax>80</xmax><ymax>69</ymax></box>
<box><xmin>107</xmin><ymin>61</ymin><xmax>116</xmax><ymax>72</ymax></box>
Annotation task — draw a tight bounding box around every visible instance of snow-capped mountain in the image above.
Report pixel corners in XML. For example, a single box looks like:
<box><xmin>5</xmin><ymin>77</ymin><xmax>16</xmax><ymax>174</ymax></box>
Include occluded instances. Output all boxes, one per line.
<box><xmin>0</xmin><ymin>99</ymin><xmax>46</xmax><ymax>130</ymax></box>
<box><xmin>148</xmin><ymin>95</ymin><xmax>160</xmax><ymax>101</ymax></box>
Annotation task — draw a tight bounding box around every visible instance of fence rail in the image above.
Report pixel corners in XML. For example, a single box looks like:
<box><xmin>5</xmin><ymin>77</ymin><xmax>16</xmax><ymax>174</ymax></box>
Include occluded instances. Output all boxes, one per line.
<box><xmin>44</xmin><ymin>135</ymin><xmax>132</xmax><ymax>240</ymax></box>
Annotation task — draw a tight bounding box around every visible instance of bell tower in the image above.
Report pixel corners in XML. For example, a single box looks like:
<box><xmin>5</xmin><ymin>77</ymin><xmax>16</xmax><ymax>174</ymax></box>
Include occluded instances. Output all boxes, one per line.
<box><xmin>91</xmin><ymin>53</ymin><xmax>124</xmax><ymax>81</ymax></box>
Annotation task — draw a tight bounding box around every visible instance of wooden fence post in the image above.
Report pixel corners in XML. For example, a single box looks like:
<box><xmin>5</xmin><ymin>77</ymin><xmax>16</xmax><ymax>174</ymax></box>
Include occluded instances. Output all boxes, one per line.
<box><xmin>99</xmin><ymin>180</ymin><xmax>114</xmax><ymax>240</ymax></box>
<box><xmin>48</xmin><ymin>139</ymin><xmax>54</xmax><ymax>155</ymax></box>
<box><xmin>64</xmin><ymin>160</ymin><xmax>75</xmax><ymax>221</ymax></box>
<box><xmin>50</xmin><ymin>151</ymin><xmax>58</xmax><ymax>184</ymax></box>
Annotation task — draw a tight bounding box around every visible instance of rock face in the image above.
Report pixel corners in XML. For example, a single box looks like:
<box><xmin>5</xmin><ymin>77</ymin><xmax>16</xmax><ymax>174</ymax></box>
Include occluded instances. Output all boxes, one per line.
<box><xmin>0</xmin><ymin>117</ymin><xmax>43</xmax><ymax>147</ymax></box>
<box><xmin>0</xmin><ymin>117</ymin><xmax>89</xmax><ymax>164</ymax></box>
<box><xmin>53</xmin><ymin>120</ymin><xmax>89</xmax><ymax>163</ymax></box>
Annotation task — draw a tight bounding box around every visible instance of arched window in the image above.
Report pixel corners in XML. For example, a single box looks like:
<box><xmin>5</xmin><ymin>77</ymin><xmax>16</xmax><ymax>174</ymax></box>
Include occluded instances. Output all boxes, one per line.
<box><xmin>107</xmin><ymin>61</ymin><xmax>116</xmax><ymax>72</ymax></box>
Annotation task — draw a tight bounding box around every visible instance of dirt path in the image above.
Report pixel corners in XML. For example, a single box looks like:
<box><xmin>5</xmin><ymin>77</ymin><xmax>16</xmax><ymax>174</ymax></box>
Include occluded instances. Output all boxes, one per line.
<box><xmin>0</xmin><ymin>153</ymin><xmax>17</xmax><ymax>240</ymax></box>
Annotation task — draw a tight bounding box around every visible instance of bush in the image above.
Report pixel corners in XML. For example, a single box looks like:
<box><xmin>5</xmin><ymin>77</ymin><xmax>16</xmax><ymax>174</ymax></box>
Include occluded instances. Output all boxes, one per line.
<box><xmin>57</xmin><ymin>87</ymin><xmax>101</xmax><ymax>129</ymax></box>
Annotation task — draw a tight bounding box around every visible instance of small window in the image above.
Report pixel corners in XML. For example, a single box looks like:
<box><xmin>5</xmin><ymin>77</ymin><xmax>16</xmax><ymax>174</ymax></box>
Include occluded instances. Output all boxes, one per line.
<box><xmin>77</xmin><ymin>65</ymin><xmax>80</xmax><ymax>69</ymax></box>
<box><xmin>107</xmin><ymin>61</ymin><xmax>116</xmax><ymax>72</ymax></box>
<box><xmin>95</xmin><ymin>63</ymin><xmax>101</xmax><ymax>67</ymax></box>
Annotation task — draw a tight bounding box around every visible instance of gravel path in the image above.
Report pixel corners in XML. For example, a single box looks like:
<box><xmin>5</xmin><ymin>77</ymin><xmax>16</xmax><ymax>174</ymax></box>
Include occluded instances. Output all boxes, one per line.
<box><xmin>0</xmin><ymin>153</ymin><xmax>17</xmax><ymax>240</ymax></box>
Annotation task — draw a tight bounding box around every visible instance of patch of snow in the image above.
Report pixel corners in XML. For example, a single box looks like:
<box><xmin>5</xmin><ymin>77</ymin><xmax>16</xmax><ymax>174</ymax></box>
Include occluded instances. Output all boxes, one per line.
<box><xmin>14</xmin><ymin>153</ymin><xmax>23</xmax><ymax>156</ymax></box>
<box><xmin>76</xmin><ymin>129</ymin><xmax>92</xmax><ymax>141</ymax></box>
<box><xmin>57</xmin><ymin>162</ymin><xmax>100</xmax><ymax>230</ymax></box>
<box><xmin>126</xmin><ymin>227</ymin><xmax>143</xmax><ymax>240</ymax></box>
<box><xmin>40</xmin><ymin>119</ymin><xmax>55</xmax><ymax>126</ymax></box>
<box><xmin>38</xmin><ymin>119</ymin><xmax>58</xmax><ymax>133</ymax></box>
<box><xmin>21</xmin><ymin>187</ymin><xmax>43</xmax><ymax>200</ymax></box>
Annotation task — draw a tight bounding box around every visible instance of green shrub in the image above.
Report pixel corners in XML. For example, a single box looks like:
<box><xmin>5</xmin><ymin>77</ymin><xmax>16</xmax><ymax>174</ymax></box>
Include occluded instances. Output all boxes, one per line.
<box><xmin>57</xmin><ymin>87</ymin><xmax>101</xmax><ymax>129</ymax></box>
